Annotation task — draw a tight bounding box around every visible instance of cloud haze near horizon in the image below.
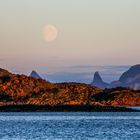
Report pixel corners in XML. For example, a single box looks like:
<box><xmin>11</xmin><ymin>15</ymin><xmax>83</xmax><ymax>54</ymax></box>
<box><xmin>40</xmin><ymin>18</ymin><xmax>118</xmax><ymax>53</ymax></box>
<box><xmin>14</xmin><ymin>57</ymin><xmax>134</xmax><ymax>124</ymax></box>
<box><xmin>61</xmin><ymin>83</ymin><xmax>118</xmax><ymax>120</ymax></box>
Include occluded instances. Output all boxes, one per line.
<box><xmin>0</xmin><ymin>0</ymin><xmax>139</xmax><ymax>76</ymax></box>
<box><xmin>41</xmin><ymin>65</ymin><xmax>130</xmax><ymax>83</ymax></box>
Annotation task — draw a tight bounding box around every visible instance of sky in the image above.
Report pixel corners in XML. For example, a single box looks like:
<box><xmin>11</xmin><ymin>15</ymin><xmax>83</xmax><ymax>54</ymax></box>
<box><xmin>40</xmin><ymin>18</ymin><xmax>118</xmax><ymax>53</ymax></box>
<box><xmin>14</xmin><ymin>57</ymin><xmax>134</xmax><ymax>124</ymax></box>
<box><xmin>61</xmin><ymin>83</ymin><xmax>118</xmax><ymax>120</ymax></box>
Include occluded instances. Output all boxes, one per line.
<box><xmin>0</xmin><ymin>0</ymin><xmax>140</xmax><ymax>82</ymax></box>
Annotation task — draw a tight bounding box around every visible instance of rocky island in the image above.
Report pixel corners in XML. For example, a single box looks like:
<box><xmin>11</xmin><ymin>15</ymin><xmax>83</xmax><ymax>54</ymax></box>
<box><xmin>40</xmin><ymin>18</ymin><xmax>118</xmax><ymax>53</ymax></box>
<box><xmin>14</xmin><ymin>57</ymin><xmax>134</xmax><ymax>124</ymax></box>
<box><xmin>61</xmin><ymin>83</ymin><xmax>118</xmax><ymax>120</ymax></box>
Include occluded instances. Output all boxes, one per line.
<box><xmin>0</xmin><ymin>67</ymin><xmax>140</xmax><ymax>112</ymax></box>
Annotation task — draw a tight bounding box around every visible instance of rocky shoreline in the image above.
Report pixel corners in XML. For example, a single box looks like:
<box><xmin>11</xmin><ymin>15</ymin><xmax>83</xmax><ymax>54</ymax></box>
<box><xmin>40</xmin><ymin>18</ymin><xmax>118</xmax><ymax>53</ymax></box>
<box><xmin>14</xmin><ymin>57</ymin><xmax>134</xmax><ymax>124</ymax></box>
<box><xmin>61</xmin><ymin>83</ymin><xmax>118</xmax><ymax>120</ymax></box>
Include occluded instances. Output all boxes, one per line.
<box><xmin>0</xmin><ymin>104</ymin><xmax>139</xmax><ymax>112</ymax></box>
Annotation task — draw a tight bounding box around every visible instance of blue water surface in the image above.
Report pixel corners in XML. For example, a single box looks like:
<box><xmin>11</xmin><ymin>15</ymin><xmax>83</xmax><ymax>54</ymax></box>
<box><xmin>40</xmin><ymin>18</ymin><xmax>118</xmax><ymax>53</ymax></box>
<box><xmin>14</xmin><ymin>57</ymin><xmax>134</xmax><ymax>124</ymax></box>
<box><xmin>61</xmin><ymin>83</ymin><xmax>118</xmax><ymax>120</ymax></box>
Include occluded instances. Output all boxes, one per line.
<box><xmin>0</xmin><ymin>112</ymin><xmax>139</xmax><ymax>140</ymax></box>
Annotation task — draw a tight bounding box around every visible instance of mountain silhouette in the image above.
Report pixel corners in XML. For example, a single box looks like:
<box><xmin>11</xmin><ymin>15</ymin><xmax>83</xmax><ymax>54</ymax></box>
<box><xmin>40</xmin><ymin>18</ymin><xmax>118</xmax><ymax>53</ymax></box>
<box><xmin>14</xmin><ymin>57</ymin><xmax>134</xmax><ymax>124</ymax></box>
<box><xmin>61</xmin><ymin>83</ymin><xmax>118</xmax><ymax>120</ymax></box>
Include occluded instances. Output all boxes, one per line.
<box><xmin>109</xmin><ymin>64</ymin><xmax>140</xmax><ymax>90</ymax></box>
<box><xmin>119</xmin><ymin>65</ymin><xmax>140</xmax><ymax>82</ymax></box>
<box><xmin>91</xmin><ymin>71</ymin><xmax>109</xmax><ymax>89</ymax></box>
<box><xmin>30</xmin><ymin>70</ymin><xmax>42</xmax><ymax>79</ymax></box>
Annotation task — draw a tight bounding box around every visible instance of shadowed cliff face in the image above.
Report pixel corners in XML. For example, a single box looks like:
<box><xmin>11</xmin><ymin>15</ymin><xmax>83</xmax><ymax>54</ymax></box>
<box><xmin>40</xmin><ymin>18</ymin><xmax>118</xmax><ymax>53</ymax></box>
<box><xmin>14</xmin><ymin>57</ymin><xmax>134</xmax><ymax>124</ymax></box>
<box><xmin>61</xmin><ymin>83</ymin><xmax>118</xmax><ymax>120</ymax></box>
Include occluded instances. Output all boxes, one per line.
<box><xmin>0</xmin><ymin>68</ymin><xmax>140</xmax><ymax>106</ymax></box>
<box><xmin>91</xmin><ymin>72</ymin><xmax>109</xmax><ymax>89</ymax></box>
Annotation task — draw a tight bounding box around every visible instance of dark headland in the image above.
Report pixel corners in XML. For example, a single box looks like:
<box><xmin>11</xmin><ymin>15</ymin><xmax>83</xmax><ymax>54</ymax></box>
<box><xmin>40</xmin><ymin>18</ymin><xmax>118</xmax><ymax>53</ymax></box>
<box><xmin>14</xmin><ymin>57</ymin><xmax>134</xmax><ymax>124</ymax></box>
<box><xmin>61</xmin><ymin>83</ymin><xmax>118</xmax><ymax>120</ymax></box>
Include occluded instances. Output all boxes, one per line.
<box><xmin>0</xmin><ymin>67</ymin><xmax>140</xmax><ymax>112</ymax></box>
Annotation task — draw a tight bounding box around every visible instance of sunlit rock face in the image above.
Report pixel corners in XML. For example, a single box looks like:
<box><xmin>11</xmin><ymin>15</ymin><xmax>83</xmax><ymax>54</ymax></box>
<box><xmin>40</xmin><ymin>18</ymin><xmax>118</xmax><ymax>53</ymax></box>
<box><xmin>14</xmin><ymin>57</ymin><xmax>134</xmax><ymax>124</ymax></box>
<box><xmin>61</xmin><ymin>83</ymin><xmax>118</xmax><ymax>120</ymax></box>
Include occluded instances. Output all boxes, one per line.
<box><xmin>91</xmin><ymin>71</ymin><xmax>109</xmax><ymax>89</ymax></box>
<box><xmin>109</xmin><ymin>65</ymin><xmax>140</xmax><ymax>90</ymax></box>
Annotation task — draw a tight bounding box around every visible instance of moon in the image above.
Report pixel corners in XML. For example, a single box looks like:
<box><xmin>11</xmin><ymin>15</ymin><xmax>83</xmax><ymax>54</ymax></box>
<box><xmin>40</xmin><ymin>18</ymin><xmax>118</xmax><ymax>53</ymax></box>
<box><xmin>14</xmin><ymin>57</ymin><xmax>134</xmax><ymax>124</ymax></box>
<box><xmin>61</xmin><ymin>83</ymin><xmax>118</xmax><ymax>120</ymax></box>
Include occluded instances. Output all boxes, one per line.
<box><xmin>44</xmin><ymin>24</ymin><xmax>58</xmax><ymax>42</ymax></box>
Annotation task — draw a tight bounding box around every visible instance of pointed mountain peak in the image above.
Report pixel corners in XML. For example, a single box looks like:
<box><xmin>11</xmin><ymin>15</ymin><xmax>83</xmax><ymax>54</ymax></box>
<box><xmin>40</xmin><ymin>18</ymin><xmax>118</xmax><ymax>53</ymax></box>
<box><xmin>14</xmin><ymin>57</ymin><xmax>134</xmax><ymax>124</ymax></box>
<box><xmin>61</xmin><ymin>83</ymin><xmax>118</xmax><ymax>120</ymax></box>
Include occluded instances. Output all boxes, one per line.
<box><xmin>30</xmin><ymin>70</ymin><xmax>42</xmax><ymax>79</ymax></box>
<box><xmin>91</xmin><ymin>71</ymin><xmax>109</xmax><ymax>89</ymax></box>
<box><xmin>93</xmin><ymin>71</ymin><xmax>103</xmax><ymax>83</ymax></box>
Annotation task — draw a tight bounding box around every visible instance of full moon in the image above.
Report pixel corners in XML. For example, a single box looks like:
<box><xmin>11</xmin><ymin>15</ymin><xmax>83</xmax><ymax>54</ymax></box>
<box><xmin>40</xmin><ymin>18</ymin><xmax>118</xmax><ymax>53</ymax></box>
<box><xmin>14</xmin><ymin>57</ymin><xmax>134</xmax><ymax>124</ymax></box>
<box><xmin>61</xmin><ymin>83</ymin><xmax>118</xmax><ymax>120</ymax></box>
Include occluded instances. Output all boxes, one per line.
<box><xmin>44</xmin><ymin>24</ymin><xmax>58</xmax><ymax>42</ymax></box>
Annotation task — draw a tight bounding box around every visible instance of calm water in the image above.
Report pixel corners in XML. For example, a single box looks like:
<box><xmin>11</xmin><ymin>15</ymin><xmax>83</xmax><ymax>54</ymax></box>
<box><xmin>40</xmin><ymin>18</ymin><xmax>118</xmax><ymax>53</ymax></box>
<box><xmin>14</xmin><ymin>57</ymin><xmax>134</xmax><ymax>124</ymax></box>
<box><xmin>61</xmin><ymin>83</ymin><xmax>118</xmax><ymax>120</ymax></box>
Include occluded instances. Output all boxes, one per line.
<box><xmin>0</xmin><ymin>112</ymin><xmax>139</xmax><ymax>140</ymax></box>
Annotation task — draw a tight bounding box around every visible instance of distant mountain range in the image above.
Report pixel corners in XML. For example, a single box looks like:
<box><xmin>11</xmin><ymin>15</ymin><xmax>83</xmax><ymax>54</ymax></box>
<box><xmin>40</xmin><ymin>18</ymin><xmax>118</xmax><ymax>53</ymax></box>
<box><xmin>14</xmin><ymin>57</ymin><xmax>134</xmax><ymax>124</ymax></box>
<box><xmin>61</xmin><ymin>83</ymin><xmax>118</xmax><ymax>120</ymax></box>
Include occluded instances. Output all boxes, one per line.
<box><xmin>91</xmin><ymin>64</ymin><xmax>140</xmax><ymax>90</ymax></box>
<box><xmin>30</xmin><ymin>65</ymin><xmax>140</xmax><ymax>90</ymax></box>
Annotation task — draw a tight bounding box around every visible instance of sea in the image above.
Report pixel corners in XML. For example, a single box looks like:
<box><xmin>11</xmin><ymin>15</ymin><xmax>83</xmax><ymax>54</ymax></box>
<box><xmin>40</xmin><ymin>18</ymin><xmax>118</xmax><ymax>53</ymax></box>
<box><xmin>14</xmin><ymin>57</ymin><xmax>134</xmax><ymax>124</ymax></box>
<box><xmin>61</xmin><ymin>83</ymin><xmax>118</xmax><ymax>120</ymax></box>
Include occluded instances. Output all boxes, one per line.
<box><xmin>0</xmin><ymin>112</ymin><xmax>139</xmax><ymax>140</ymax></box>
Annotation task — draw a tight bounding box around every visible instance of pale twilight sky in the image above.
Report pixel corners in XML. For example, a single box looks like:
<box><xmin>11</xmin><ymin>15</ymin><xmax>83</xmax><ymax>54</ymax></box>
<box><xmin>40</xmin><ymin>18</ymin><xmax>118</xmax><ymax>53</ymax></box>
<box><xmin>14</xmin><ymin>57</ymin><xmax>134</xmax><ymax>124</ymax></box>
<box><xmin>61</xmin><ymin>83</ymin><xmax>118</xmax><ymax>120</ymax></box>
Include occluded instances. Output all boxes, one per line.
<box><xmin>0</xmin><ymin>0</ymin><xmax>140</xmax><ymax>75</ymax></box>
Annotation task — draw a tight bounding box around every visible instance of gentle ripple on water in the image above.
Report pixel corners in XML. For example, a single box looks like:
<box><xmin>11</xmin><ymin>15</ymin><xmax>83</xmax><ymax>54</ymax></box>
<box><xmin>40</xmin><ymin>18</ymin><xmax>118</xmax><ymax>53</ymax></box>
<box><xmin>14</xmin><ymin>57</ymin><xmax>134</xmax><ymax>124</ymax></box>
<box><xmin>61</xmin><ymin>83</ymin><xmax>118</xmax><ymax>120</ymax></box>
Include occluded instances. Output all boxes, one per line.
<box><xmin>0</xmin><ymin>112</ymin><xmax>139</xmax><ymax>140</ymax></box>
